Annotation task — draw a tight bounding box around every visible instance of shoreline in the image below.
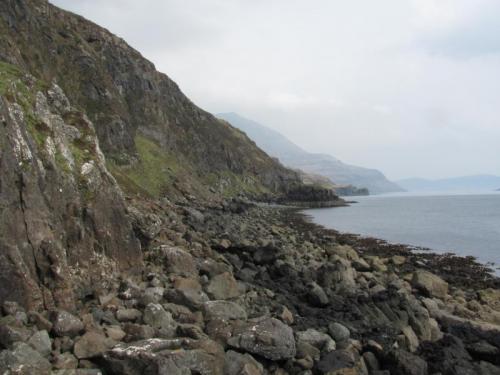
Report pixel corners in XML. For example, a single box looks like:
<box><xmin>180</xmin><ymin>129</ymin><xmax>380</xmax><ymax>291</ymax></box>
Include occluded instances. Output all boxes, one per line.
<box><xmin>294</xmin><ymin>207</ymin><xmax>500</xmax><ymax>290</ymax></box>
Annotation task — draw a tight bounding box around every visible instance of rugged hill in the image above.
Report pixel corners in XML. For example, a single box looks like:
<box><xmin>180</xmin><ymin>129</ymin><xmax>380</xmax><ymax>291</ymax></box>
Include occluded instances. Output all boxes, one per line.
<box><xmin>397</xmin><ymin>175</ymin><xmax>500</xmax><ymax>192</ymax></box>
<box><xmin>0</xmin><ymin>0</ymin><xmax>340</xmax><ymax>309</ymax></box>
<box><xmin>0</xmin><ymin>0</ymin><xmax>322</xmax><ymax>201</ymax></box>
<box><xmin>218</xmin><ymin>112</ymin><xmax>404</xmax><ymax>194</ymax></box>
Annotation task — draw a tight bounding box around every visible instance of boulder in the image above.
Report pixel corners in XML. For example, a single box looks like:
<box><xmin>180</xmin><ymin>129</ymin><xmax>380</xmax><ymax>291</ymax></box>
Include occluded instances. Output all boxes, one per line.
<box><xmin>74</xmin><ymin>331</ymin><xmax>116</xmax><ymax>359</ymax></box>
<box><xmin>316</xmin><ymin>349</ymin><xmax>367</xmax><ymax>375</ymax></box>
<box><xmin>412</xmin><ymin>270</ymin><xmax>448</xmax><ymax>299</ymax></box>
<box><xmin>296</xmin><ymin>329</ymin><xmax>336</xmax><ymax>352</ymax></box>
<box><xmin>160</xmin><ymin>246</ymin><xmax>197</xmax><ymax>276</ymax></box>
<box><xmin>27</xmin><ymin>330</ymin><xmax>52</xmax><ymax>357</ymax></box>
<box><xmin>0</xmin><ymin>342</ymin><xmax>52</xmax><ymax>375</ymax></box>
<box><xmin>328</xmin><ymin>322</ymin><xmax>350</xmax><ymax>343</ymax></box>
<box><xmin>224</xmin><ymin>350</ymin><xmax>264</xmax><ymax>375</ymax></box>
<box><xmin>386</xmin><ymin>349</ymin><xmax>428</xmax><ymax>375</ymax></box>
<box><xmin>50</xmin><ymin>311</ymin><xmax>84</xmax><ymax>338</ymax></box>
<box><xmin>205</xmin><ymin>272</ymin><xmax>241</xmax><ymax>300</ymax></box>
<box><xmin>100</xmin><ymin>338</ymin><xmax>224</xmax><ymax>375</ymax></box>
<box><xmin>116</xmin><ymin>309</ymin><xmax>142</xmax><ymax>322</ymax></box>
<box><xmin>228</xmin><ymin>317</ymin><xmax>296</xmax><ymax>360</ymax></box>
<box><xmin>202</xmin><ymin>301</ymin><xmax>247</xmax><ymax>321</ymax></box>
<box><xmin>165</xmin><ymin>288</ymin><xmax>210</xmax><ymax>310</ymax></box>
<box><xmin>0</xmin><ymin>318</ymin><xmax>31</xmax><ymax>348</ymax></box>
<box><xmin>401</xmin><ymin>325</ymin><xmax>419</xmax><ymax>353</ymax></box>
<box><xmin>308</xmin><ymin>282</ymin><xmax>329</xmax><ymax>307</ymax></box>
<box><xmin>143</xmin><ymin>303</ymin><xmax>176</xmax><ymax>334</ymax></box>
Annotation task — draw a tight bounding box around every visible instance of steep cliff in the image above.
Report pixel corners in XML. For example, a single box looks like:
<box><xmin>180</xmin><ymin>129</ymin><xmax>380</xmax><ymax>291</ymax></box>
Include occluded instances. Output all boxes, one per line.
<box><xmin>0</xmin><ymin>0</ymin><xmax>304</xmax><ymax>200</ymax></box>
<box><xmin>0</xmin><ymin>63</ymin><xmax>142</xmax><ymax>310</ymax></box>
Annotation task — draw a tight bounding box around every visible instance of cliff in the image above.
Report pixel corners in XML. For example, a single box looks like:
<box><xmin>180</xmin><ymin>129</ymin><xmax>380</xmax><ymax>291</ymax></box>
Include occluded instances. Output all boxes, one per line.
<box><xmin>0</xmin><ymin>0</ymin><xmax>314</xmax><ymax>201</ymax></box>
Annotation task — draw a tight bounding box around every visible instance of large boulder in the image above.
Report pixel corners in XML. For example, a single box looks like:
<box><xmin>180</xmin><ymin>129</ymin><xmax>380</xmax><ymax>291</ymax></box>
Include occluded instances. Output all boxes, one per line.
<box><xmin>228</xmin><ymin>317</ymin><xmax>296</xmax><ymax>360</ymax></box>
<box><xmin>412</xmin><ymin>270</ymin><xmax>448</xmax><ymax>299</ymax></box>
<box><xmin>74</xmin><ymin>331</ymin><xmax>116</xmax><ymax>359</ymax></box>
<box><xmin>50</xmin><ymin>311</ymin><xmax>84</xmax><ymax>338</ymax></box>
<box><xmin>160</xmin><ymin>246</ymin><xmax>197</xmax><ymax>276</ymax></box>
<box><xmin>205</xmin><ymin>272</ymin><xmax>241</xmax><ymax>300</ymax></box>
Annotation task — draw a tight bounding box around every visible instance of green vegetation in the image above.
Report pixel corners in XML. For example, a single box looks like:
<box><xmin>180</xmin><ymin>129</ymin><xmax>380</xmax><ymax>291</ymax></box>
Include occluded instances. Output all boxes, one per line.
<box><xmin>0</xmin><ymin>61</ymin><xmax>50</xmax><ymax>148</ymax></box>
<box><xmin>107</xmin><ymin>135</ymin><xmax>180</xmax><ymax>198</ymax></box>
<box><xmin>204</xmin><ymin>171</ymin><xmax>270</xmax><ymax>198</ymax></box>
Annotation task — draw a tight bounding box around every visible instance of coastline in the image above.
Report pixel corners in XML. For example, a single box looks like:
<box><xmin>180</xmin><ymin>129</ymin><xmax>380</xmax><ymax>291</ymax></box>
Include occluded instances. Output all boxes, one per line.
<box><xmin>296</xmin><ymin>208</ymin><xmax>500</xmax><ymax>290</ymax></box>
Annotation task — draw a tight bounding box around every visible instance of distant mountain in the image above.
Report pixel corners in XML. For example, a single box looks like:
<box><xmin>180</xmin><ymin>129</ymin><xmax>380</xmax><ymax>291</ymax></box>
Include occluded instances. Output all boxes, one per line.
<box><xmin>218</xmin><ymin>113</ymin><xmax>404</xmax><ymax>194</ymax></box>
<box><xmin>396</xmin><ymin>175</ymin><xmax>500</xmax><ymax>192</ymax></box>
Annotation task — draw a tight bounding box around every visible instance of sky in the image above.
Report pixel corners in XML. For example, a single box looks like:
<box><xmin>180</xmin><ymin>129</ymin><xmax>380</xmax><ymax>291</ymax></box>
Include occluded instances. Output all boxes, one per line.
<box><xmin>51</xmin><ymin>0</ymin><xmax>500</xmax><ymax>180</ymax></box>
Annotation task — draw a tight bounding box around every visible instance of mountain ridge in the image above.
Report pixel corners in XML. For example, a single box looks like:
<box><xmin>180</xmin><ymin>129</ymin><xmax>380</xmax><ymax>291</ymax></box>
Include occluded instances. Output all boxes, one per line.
<box><xmin>217</xmin><ymin>112</ymin><xmax>404</xmax><ymax>194</ymax></box>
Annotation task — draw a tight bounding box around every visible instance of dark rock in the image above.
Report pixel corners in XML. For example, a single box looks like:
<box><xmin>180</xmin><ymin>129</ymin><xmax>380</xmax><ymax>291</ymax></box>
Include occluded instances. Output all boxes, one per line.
<box><xmin>116</xmin><ymin>308</ymin><xmax>142</xmax><ymax>322</ymax></box>
<box><xmin>205</xmin><ymin>272</ymin><xmax>241</xmax><ymax>300</ymax></box>
<box><xmin>0</xmin><ymin>342</ymin><xmax>52</xmax><ymax>375</ymax></box>
<box><xmin>386</xmin><ymin>349</ymin><xmax>428</xmax><ymax>375</ymax></box>
<box><xmin>123</xmin><ymin>324</ymin><xmax>155</xmax><ymax>342</ymax></box>
<box><xmin>74</xmin><ymin>331</ymin><xmax>116</xmax><ymax>359</ymax></box>
<box><xmin>51</xmin><ymin>311</ymin><xmax>84</xmax><ymax>337</ymax></box>
<box><xmin>316</xmin><ymin>349</ymin><xmax>366</xmax><ymax>375</ymax></box>
<box><xmin>142</xmin><ymin>303</ymin><xmax>176</xmax><ymax>334</ymax></box>
<box><xmin>28</xmin><ymin>311</ymin><xmax>53</xmax><ymax>331</ymax></box>
<box><xmin>228</xmin><ymin>317</ymin><xmax>296</xmax><ymax>360</ymax></box>
<box><xmin>99</xmin><ymin>338</ymin><xmax>223</xmax><ymax>375</ymax></box>
<box><xmin>307</xmin><ymin>282</ymin><xmax>329</xmax><ymax>307</ymax></box>
<box><xmin>224</xmin><ymin>350</ymin><xmax>264</xmax><ymax>375</ymax></box>
<box><xmin>2</xmin><ymin>301</ymin><xmax>22</xmax><ymax>316</ymax></box>
<box><xmin>0</xmin><ymin>318</ymin><xmax>31</xmax><ymax>349</ymax></box>
<box><xmin>328</xmin><ymin>322</ymin><xmax>350</xmax><ymax>343</ymax></box>
<box><xmin>160</xmin><ymin>246</ymin><xmax>197</xmax><ymax>276</ymax></box>
<box><xmin>202</xmin><ymin>300</ymin><xmax>247</xmax><ymax>321</ymax></box>
<box><xmin>165</xmin><ymin>287</ymin><xmax>210</xmax><ymax>310</ymax></box>
<box><xmin>296</xmin><ymin>329</ymin><xmax>336</xmax><ymax>352</ymax></box>
<box><xmin>27</xmin><ymin>330</ymin><xmax>52</xmax><ymax>357</ymax></box>
<box><xmin>52</xmin><ymin>352</ymin><xmax>79</xmax><ymax>370</ymax></box>
<box><xmin>412</xmin><ymin>270</ymin><xmax>448</xmax><ymax>299</ymax></box>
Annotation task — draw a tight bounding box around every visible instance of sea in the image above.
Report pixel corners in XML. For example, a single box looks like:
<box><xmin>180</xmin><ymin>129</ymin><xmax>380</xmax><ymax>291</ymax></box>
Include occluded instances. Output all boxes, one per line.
<box><xmin>303</xmin><ymin>191</ymin><xmax>500</xmax><ymax>274</ymax></box>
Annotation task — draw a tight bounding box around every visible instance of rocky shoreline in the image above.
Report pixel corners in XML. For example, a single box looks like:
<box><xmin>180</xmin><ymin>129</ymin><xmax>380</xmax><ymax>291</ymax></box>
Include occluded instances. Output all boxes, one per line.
<box><xmin>2</xmin><ymin>197</ymin><xmax>500</xmax><ymax>374</ymax></box>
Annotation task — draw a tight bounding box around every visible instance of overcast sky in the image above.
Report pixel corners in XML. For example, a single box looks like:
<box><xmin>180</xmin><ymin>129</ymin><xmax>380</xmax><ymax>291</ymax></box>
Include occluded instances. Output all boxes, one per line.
<box><xmin>51</xmin><ymin>0</ymin><xmax>500</xmax><ymax>180</ymax></box>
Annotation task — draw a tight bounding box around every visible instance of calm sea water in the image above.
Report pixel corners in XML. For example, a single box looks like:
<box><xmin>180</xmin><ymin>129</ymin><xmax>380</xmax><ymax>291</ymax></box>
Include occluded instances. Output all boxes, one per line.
<box><xmin>304</xmin><ymin>192</ymin><xmax>500</xmax><ymax>272</ymax></box>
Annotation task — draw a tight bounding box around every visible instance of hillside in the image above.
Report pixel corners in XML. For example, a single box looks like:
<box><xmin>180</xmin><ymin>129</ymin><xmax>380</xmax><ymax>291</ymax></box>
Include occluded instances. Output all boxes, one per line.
<box><xmin>0</xmin><ymin>0</ymin><xmax>331</xmax><ymax>202</ymax></box>
<box><xmin>218</xmin><ymin>112</ymin><xmax>404</xmax><ymax>194</ymax></box>
<box><xmin>397</xmin><ymin>175</ymin><xmax>500</xmax><ymax>192</ymax></box>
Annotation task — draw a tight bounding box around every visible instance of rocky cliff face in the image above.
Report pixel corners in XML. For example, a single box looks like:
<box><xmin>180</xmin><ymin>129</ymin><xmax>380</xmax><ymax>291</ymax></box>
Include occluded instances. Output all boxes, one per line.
<box><xmin>0</xmin><ymin>64</ymin><xmax>142</xmax><ymax>310</ymax></box>
<box><xmin>0</xmin><ymin>0</ymin><xmax>307</xmax><ymax>200</ymax></box>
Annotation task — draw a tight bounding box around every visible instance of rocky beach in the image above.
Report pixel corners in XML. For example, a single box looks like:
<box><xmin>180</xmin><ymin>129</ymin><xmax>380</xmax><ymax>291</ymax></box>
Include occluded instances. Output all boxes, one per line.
<box><xmin>2</xmin><ymin>196</ymin><xmax>500</xmax><ymax>374</ymax></box>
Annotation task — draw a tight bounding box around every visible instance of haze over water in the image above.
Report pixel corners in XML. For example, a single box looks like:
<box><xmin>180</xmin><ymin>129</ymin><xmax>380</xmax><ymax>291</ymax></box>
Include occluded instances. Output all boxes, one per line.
<box><xmin>305</xmin><ymin>192</ymin><xmax>500</xmax><ymax>273</ymax></box>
